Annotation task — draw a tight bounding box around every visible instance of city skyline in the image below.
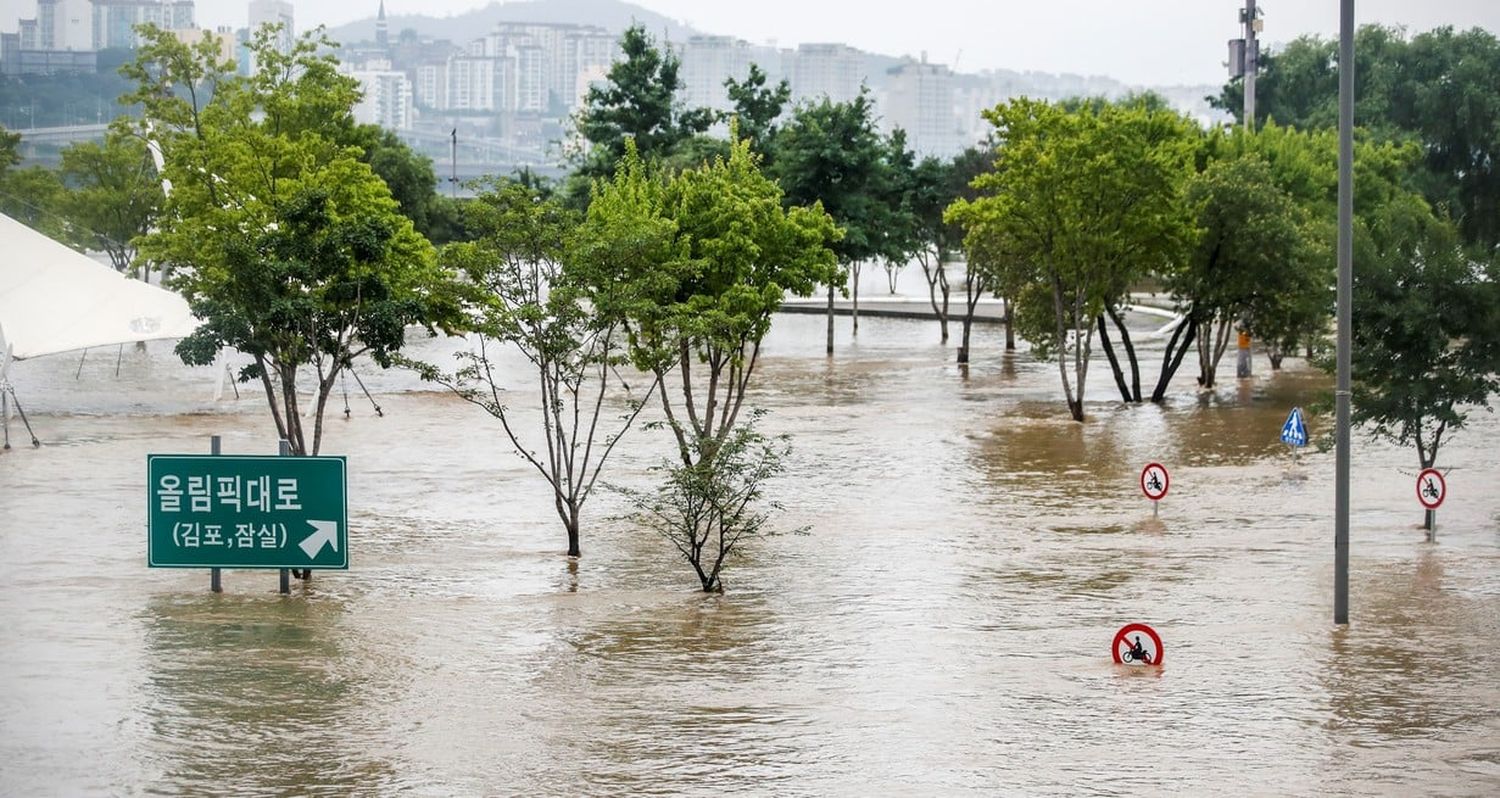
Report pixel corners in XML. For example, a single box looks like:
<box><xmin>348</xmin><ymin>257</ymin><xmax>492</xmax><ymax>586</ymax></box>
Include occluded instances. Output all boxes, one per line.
<box><xmin>4</xmin><ymin>1</ymin><xmax>1499</xmax><ymax>86</ymax></box>
<box><xmin>155</xmin><ymin>0</ymin><xmax>1500</xmax><ymax>86</ymax></box>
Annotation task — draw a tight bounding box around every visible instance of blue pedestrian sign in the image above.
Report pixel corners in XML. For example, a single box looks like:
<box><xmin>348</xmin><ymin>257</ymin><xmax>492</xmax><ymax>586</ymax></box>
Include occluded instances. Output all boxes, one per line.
<box><xmin>1280</xmin><ymin>407</ymin><xmax>1308</xmax><ymax>447</ymax></box>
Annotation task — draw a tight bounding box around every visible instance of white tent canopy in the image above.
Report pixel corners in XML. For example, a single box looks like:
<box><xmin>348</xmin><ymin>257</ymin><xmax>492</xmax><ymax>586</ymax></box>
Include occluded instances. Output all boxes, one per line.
<box><xmin>0</xmin><ymin>212</ymin><xmax>199</xmax><ymax>364</ymax></box>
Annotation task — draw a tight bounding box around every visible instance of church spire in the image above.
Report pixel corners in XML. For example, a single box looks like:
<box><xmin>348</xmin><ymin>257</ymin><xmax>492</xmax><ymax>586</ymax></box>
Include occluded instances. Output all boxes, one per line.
<box><xmin>376</xmin><ymin>1</ymin><xmax>389</xmax><ymax>49</ymax></box>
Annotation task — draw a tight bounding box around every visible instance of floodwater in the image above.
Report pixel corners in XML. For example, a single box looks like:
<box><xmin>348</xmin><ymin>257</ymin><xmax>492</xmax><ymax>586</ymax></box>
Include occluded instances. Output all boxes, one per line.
<box><xmin>2</xmin><ymin>302</ymin><xmax>1499</xmax><ymax>795</ymax></box>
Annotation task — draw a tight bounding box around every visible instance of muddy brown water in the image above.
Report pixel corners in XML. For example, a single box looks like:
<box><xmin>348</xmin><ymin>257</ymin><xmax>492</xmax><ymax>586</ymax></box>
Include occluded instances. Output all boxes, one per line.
<box><xmin>2</xmin><ymin>309</ymin><xmax>1498</xmax><ymax>795</ymax></box>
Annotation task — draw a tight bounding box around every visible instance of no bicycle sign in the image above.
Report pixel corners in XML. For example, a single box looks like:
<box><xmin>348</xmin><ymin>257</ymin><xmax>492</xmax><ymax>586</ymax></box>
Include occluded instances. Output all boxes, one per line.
<box><xmin>1140</xmin><ymin>463</ymin><xmax>1170</xmax><ymax>502</ymax></box>
<box><xmin>1417</xmin><ymin>468</ymin><xmax>1446</xmax><ymax>510</ymax></box>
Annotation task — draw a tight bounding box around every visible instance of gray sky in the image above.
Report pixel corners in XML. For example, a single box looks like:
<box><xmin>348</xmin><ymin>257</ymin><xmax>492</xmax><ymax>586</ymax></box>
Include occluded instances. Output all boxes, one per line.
<box><xmin>7</xmin><ymin>1</ymin><xmax>1500</xmax><ymax>86</ymax></box>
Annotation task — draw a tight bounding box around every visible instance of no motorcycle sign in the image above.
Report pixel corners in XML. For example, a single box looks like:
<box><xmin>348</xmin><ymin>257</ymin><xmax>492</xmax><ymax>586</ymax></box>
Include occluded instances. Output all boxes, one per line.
<box><xmin>1113</xmin><ymin>623</ymin><xmax>1164</xmax><ymax>667</ymax></box>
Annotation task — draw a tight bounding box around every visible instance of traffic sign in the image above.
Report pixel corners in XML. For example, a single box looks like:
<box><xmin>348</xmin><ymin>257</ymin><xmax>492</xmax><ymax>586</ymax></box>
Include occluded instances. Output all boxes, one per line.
<box><xmin>1280</xmin><ymin>407</ymin><xmax>1308</xmax><ymax>447</ymax></box>
<box><xmin>1112</xmin><ymin>623</ymin><xmax>1164</xmax><ymax>666</ymax></box>
<box><xmin>148</xmin><ymin>455</ymin><xmax>348</xmax><ymax>569</ymax></box>
<box><xmin>1140</xmin><ymin>463</ymin><xmax>1170</xmax><ymax>502</ymax></box>
<box><xmin>1416</xmin><ymin>468</ymin><xmax>1446</xmax><ymax>510</ymax></box>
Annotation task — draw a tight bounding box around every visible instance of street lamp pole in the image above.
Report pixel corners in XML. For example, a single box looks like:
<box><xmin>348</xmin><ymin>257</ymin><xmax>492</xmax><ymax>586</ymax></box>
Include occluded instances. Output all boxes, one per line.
<box><xmin>1334</xmin><ymin>0</ymin><xmax>1355</xmax><ymax>626</ymax></box>
<box><xmin>1244</xmin><ymin>0</ymin><xmax>1258</xmax><ymax>132</ymax></box>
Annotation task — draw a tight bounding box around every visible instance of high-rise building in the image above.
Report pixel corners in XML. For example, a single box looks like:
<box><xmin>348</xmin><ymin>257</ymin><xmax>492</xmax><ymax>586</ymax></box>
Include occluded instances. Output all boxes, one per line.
<box><xmin>415</xmin><ymin>62</ymin><xmax>447</xmax><ymax>110</ymax></box>
<box><xmin>446</xmin><ymin>54</ymin><xmax>497</xmax><ymax>111</ymax></box>
<box><xmin>884</xmin><ymin>56</ymin><xmax>960</xmax><ymax>157</ymax></box>
<box><xmin>247</xmin><ymin>0</ymin><xmax>293</xmax><ymax>54</ymax></box>
<box><xmin>173</xmin><ymin>25</ymin><xmax>235</xmax><ymax>65</ymax></box>
<box><xmin>92</xmin><ymin>0</ymin><xmax>195</xmax><ymax>50</ymax></box>
<box><xmin>677</xmin><ymin>35</ymin><xmax>753</xmax><ymax>113</ymax></box>
<box><xmin>347</xmin><ymin>65</ymin><xmax>413</xmax><ymax>129</ymax></box>
<box><xmin>789</xmin><ymin>42</ymin><xmax>863</xmax><ymax>104</ymax></box>
<box><xmin>427</xmin><ymin>22</ymin><xmax>618</xmax><ymax>115</ymax></box>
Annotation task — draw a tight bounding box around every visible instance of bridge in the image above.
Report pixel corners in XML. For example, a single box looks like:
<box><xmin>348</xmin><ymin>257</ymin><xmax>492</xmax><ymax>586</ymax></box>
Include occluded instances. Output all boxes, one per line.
<box><xmin>12</xmin><ymin>124</ymin><xmax>111</xmax><ymax>159</ymax></box>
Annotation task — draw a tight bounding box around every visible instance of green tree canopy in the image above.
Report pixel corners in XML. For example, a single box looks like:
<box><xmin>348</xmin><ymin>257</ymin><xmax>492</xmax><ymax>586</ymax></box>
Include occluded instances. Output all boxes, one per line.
<box><xmin>724</xmin><ymin>63</ymin><xmax>790</xmax><ymax>157</ymax></box>
<box><xmin>1213</xmin><ymin>24</ymin><xmax>1500</xmax><ymax>250</ymax></box>
<box><xmin>949</xmin><ymin>98</ymin><xmax>1196</xmax><ymax>419</ymax></box>
<box><xmin>573</xmin><ymin>25</ymin><xmax>715</xmax><ymax>180</ymax></box>
<box><xmin>55</xmin><ymin>128</ymin><xmax>164</xmax><ymax>276</ymax></box>
<box><xmin>339</xmin><ymin>123</ymin><xmax>444</xmax><ymax>241</ymax></box>
<box><xmin>1347</xmin><ymin>193</ymin><xmax>1500</xmax><ymax>469</ymax></box>
<box><xmin>125</xmin><ymin>25</ymin><xmax>459</xmax><ymax>455</ymax></box>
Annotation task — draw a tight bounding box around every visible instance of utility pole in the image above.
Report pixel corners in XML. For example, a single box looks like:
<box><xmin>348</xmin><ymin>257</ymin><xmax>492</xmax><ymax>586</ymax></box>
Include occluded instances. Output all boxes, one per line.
<box><xmin>1229</xmin><ymin>0</ymin><xmax>1262</xmax><ymax>379</ymax></box>
<box><xmin>1243</xmin><ymin>0</ymin><xmax>1259</xmax><ymax>131</ymax></box>
<box><xmin>449</xmin><ymin>128</ymin><xmax>458</xmax><ymax>199</ymax></box>
<box><xmin>1334</xmin><ymin>0</ymin><xmax>1355</xmax><ymax>626</ymax></box>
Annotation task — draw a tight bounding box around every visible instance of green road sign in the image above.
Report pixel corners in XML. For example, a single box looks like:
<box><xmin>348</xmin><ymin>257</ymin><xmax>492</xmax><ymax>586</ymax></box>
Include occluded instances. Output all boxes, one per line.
<box><xmin>147</xmin><ymin>455</ymin><xmax>348</xmax><ymax>569</ymax></box>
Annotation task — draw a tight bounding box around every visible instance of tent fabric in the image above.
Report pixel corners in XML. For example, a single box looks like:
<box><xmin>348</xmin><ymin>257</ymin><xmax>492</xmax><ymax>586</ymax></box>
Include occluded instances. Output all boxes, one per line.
<box><xmin>0</xmin><ymin>212</ymin><xmax>199</xmax><ymax>362</ymax></box>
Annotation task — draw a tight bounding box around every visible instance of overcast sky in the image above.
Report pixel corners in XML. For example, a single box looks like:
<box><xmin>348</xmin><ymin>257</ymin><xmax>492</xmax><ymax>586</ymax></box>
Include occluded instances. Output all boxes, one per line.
<box><xmin>7</xmin><ymin>0</ymin><xmax>1500</xmax><ymax>86</ymax></box>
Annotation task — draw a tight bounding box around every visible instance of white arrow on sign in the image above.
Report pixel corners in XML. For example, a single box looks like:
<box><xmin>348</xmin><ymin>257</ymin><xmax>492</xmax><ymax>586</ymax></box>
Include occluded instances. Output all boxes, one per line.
<box><xmin>298</xmin><ymin>520</ymin><xmax>339</xmax><ymax>558</ymax></box>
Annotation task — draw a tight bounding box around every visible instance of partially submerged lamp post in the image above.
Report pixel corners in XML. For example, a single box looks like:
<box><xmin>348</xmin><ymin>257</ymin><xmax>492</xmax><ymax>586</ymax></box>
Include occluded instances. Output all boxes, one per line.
<box><xmin>1334</xmin><ymin>0</ymin><xmax>1355</xmax><ymax>626</ymax></box>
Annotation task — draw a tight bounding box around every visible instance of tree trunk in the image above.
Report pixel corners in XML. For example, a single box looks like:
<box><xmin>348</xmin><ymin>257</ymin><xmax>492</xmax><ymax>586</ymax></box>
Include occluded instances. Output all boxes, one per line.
<box><xmin>566</xmin><ymin>502</ymin><xmax>581</xmax><ymax>557</ymax></box>
<box><xmin>851</xmin><ymin>263</ymin><xmax>861</xmax><ymax>335</ymax></box>
<box><xmin>1107</xmin><ymin>306</ymin><xmax>1141</xmax><ymax>402</ymax></box>
<box><xmin>1003</xmin><ymin>296</ymin><xmax>1015</xmax><ymax>351</ymax></box>
<box><xmin>825</xmin><ymin>283</ymin><xmax>835</xmax><ymax>356</ymax></box>
<box><xmin>958</xmin><ymin>313</ymin><xmax>973</xmax><ymax>364</ymax></box>
<box><xmin>1151</xmin><ymin>317</ymin><xmax>1198</xmax><ymax>403</ymax></box>
<box><xmin>921</xmin><ymin>254</ymin><xmax>951</xmax><ymax>343</ymax></box>
<box><xmin>1098</xmin><ymin>315</ymin><xmax>1134</xmax><ymax>403</ymax></box>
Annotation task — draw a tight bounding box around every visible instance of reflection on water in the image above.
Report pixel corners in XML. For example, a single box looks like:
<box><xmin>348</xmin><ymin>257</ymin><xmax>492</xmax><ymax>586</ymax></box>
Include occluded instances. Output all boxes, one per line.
<box><xmin>139</xmin><ymin>594</ymin><xmax>402</xmax><ymax>795</ymax></box>
<box><xmin>2</xmin><ymin>312</ymin><xmax>1498</xmax><ymax>794</ymax></box>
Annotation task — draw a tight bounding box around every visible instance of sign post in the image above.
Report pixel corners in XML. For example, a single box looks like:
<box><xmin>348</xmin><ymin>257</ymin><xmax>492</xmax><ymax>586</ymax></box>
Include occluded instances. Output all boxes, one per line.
<box><xmin>1416</xmin><ymin>468</ymin><xmax>1445</xmax><ymax>543</ymax></box>
<box><xmin>148</xmin><ymin>450</ymin><xmax>348</xmax><ymax>590</ymax></box>
<box><xmin>1140</xmin><ymin>462</ymin><xmax>1170</xmax><ymax>518</ymax></box>
<box><xmin>1112</xmin><ymin>623</ymin><xmax>1164</xmax><ymax>667</ymax></box>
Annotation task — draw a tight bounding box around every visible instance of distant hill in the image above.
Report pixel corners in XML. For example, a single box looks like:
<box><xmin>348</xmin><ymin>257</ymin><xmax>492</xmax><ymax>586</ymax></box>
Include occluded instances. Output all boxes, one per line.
<box><xmin>326</xmin><ymin>0</ymin><xmax>696</xmax><ymax>46</ymax></box>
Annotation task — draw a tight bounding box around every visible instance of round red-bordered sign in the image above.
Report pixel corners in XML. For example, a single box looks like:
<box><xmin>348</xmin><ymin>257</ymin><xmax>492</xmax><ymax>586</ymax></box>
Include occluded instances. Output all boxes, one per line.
<box><xmin>1416</xmin><ymin>468</ymin><xmax>1446</xmax><ymax>510</ymax></box>
<box><xmin>1112</xmin><ymin>623</ymin><xmax>1164</xmax><ymax>666</ymax></box>
<box><xmin>1140</xmin><ymin>463</ymin><xmax>1170</xmax><ymax>501</ymax></box>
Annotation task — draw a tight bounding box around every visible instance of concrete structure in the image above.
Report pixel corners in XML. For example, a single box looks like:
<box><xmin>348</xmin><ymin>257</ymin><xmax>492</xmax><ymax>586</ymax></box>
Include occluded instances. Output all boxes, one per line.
<box><xmin>347</xmin><ymin>64</ymin><xmax>413</xmax><ymax>129</ymax></box>
<box><xmin>445</xmin><ymin>54</ymin><xmax>497</xmax><ymax>111</ymax></box>
<box><xmin>677</xmin><ymin>35</ymin><xmax>753</xmax><ymax>113</ymax></box>
<box><xmin>884</xmin><ymin>56</ymin><xmax>961</xmax><ymax>157</ymax></box>
<box><xmin>415</xmin><ymin>61</ymin><xmax>447</xmax><ymax>110</ymax></box>
<box><xmin>427</xmin><ymin>22</ymin><xmax>618</xmax><ymax>115</ymax></box>
<box><xmin>92</xmin><ymin>0</ymin><xmax>194</xmax><ymax>50</ymax></box>
<box><xmin>173</xmin><ymin>25</ymin><xmax>234</xmax><ymax>66</ymax></box>
<box><xmin>789</xmin><ymin>42</ymin><xmax>863</xmax><ymax>104</ymax></box>
<box><xmin>246</xmin><ymin>0</ymin><xmax>292</xmax><ymax>53</ymax></box>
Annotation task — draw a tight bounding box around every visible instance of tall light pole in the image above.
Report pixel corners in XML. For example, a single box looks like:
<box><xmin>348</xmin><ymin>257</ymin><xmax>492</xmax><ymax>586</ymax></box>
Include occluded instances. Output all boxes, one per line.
<box><xmin>1334</xmin><ymin>0</ymin><xmax>1355</xmax><ymax>626</ymax></box>
<box><xmin>1230</xmin><ymin>1</ymin><xmax>1263</xmax><ymax>380</ymax></box>
<box><xmin>1243</xmin><ymin>0</ymin><xmax>1259</xmax><ymax>131</ymax></box>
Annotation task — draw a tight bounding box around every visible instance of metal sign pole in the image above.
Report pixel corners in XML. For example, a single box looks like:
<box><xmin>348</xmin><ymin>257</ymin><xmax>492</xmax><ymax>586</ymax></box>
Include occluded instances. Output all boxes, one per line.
<box><xmin>210</xmin><ymin>435</ymin><xmax>222</xmax><ymax>593</ymax></box>
<box><xmin>1333</xmin><ymin>0</ymin><xmax>1355</xmax><ymax>626</ymax></box>
<box><xmin>1426</xmin><ymin>509</ymin><xmax>1435</xmax><ymax>543</ymax></box>
<box><xmin>279</xmin><ymin>438</ymin><xmax>291</xmax><ymax>595</ymax></box>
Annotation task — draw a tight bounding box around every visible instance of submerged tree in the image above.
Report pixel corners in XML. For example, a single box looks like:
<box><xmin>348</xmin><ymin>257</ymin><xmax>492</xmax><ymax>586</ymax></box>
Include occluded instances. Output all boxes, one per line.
<box><xmin>951</xmin><ymin>99</ymin><xmax>1194</xmax><ymax>419</ymax></box>
<box><xmin>127</xmin><ymin>26</ymin><xmax>460</xmax><ymax>455</ymax></box>
<box><xmin>770</xmin><ymin>90</ymin><xmax>889</xmax><ymax>354</ymax></box>
<box><xmin>56</xmin><ymin>128</ymin><xmax>164</xmax><ymax>277</ymax></box>
<box><xmin>412</xmin><ymin>180</ymin><xmax>658</xmax><ymax>558</ymax></box>
<box><xmin>1346</xmin><ymin>194</ymin><xmax>1500</xmax><ymax>474</ymax></box>
<box><xmin>588</xmin><ymin>137</ymin><xmax>838</xmax><ymax>591</ymax></box>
